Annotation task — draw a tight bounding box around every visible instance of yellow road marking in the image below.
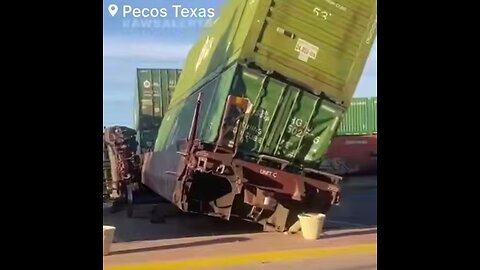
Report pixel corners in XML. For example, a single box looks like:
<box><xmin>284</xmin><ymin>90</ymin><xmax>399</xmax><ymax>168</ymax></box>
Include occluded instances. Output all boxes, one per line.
<box><xmin>104</xmin><ymin>243</ymin><xmax>377</xmax><ymax>270</ymax></box>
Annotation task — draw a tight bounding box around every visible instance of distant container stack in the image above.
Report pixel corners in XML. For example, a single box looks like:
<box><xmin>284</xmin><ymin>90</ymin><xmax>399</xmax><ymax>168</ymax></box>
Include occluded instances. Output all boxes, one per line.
<box><xmin>336</xmin><ymin>97</ymin><xmax>376</xmax><ymax>136</ymax></box>
<box><xmin>321</xmin><ymin>97</ymin><xmax>377</xmax><ymax>175</ymax></box>
<box><xmin>134</xmin><ymin>69</ymin><xmax>181</xmax><ymax>153</ymax></box>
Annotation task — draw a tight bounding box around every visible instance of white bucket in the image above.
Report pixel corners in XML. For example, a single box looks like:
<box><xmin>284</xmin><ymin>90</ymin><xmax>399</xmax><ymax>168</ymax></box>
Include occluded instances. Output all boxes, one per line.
<box><xmin>103</xmin><ymin>226</ymin><xmax>116</xmax><ymax>256</ymax></box>
<box><xmin>297</xmin><ymin>213</ymin><xmax>326</xmax><ymax>240</ymax></box>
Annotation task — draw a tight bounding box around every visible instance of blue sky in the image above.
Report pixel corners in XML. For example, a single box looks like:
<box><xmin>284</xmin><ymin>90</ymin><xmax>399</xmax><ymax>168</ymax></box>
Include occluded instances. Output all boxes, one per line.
<box><xmin>103</xmin><ymin>0</ymin><xmax>377</xmax><ymax>127</ymax></box>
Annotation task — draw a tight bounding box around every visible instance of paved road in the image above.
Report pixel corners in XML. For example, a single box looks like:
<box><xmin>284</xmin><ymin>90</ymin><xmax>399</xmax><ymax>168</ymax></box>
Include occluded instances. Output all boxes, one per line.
<box><xmin>326</xmin><ymin>176</ymin><xmax>377</xmax><ymax>230</ymax></box>
<box><xmin>103</xmin><ymin>204</ymin><xmax>263</xmax><ymax>242</ymax></box>
<box><xmin>103</xmin><ymin>176</ymin><xmax>377</xmax><ymax>269</ymax></box>
<box><xmin>103</xmin><ymin>176</ymin><xmax>376</xmax><ymax>242</ymax></box>
<box><xmin>210</xmin><ymin>254</ymin><xmax>377</xmax><ymax>270</ymax></box>
<box><xmin>104</xmin><ymin>231</ymin><xmax>377</xmax><ymax>269</ymax></box>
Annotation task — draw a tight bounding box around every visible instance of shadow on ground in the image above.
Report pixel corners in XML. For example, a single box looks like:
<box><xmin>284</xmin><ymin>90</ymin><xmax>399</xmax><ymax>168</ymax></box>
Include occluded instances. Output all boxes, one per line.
<box><xmin>325</xmin><ymin>178</ymin><xmax>377</xmax><ymax>230</ymax></box>
<box><xmin>109</xmin><ymin>236</ymin><xmax>250</xmax><ymax>255</ymax></box>
<box><xmin>103</xmin><ymin>175</ymin><xmax>377</xmax><ymax>243</ymax></box>
<box><xmin>322</xmin><ymin>228</ymin><xmax>377</xmax><ymax>239</ymax></box>
<box><xmin>103</xmin><ymin>203</ymin><xmax>262</xmax><ymax>242</ymax></box>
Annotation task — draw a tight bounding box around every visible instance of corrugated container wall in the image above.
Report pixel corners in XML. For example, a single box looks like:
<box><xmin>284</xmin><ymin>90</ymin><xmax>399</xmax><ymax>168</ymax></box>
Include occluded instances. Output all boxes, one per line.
<box><xmin>168</xmin><ymin>0</ymin><xmax>377</xmax><ymax>109</ymax></box>
<box><xmin>156</xmin><ymin>0</ymin><xmax>377</xmax><ymax>163</ymax></box>
<box><xmin>322</xmin><ymin>135</ymin><xmax>377</xmax><ymax>175</ymax></box>
<box><xmin>336</xmin><ymin>97</ymin><xmax>369</xmax><ymax>135</ymax></box>
<box><xmin>336</xmin><ymin>97</ymin><xmax>377</xmax><ymax>135</ymax></box>
<box><xmin>370</xmin><ymin>97</ymin><xmax>377</xmax><ymax>134</ymax></box>
<box><xmin>156</xmin><ymin>64</ymin><xmax>345</xmax><ymax>168</ymax></box>
<box><xmin>134</xmin><ymin>69</ymin><xmax>182</xmax><ymax>152</ymax></box>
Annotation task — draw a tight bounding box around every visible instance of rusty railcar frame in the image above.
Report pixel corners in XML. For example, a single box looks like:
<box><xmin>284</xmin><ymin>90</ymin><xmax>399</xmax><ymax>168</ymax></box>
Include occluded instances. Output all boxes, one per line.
<box><xmin>104</xmin><ymin>126</ymin><xmax>143</xmax><ymax>216</ymax></box>
<box><xmin>144</xmin><ymin>94</ymin><xmax>341</xmax><ymax>232</ymax></box>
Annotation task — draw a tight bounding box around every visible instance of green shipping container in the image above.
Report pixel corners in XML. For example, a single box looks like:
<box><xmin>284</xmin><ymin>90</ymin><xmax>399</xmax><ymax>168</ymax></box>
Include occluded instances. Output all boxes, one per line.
<box><xmin>336</xmin><ymin>97</ymin><xmax>376</xmax><ymax>135</ymax></box>
<box><xmin>169</xmin><ymin>0</ymin><xmax>377</xmax><ymax>108</ymax></box>
<box><xmin>134</xmin><ymin>69</ymin><xmax>182</xmax><ymax>152</ymax></box>
<box><xmin>137</xmin><ymin>129</ymin><xmax>160</xmax><ymax>152</ymax></box>
<box><xmin>336</xmin><ymin>97</ymin><xmax>369</xmax><ymax>135</ymax></box>
<box><xmin>156</xmin><ymin>64</ymin><xmax>344</xmax><ymax>168</ymax></box>
<box><xmin>134</xmin><ymin>69</ymin><xmax>182</xmax><ymax>131</ymax></box>
<box><xmin>145</xmin><ymin>0</ymin><xmax>376</xmax><ymax>229</ymax></box>
<box><xmin>370</xmin><ymin>97</ymin><xmax>377</xmax><ymax>134</ymax></box>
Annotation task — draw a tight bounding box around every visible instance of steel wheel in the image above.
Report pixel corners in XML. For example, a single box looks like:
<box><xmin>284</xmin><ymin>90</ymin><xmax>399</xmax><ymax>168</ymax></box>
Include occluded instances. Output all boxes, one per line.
<box><xmin>126</xmin><ymin>184</ymin><xmax>134</xmax><ymax>218</ymax></box>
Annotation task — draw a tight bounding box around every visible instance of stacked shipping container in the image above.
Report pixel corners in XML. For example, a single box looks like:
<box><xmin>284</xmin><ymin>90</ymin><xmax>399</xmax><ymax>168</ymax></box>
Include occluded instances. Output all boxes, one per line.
<box><xmin>336</xmin><ymin>97</ymin><xmax>376</xmax><ymax>136</ymax></box>
<box><xmin>134</xmin><ymin>69</ymin><xmax>181</xmax><ymax>153</ymax></box>
<box><xmin>131</xmin><ymin>68</ymin><xmax>377</xmax><ymax>175</ymax></box>
<box><xmin>141</xmin><ymin>0</ymin><xmax>376</xmax><ymax>231</ymax></box>
<box><xmin>132</xmin><ymin>72</ymin><xmax>379</xmax><ymax>174</ymax></box>
<box><xmin>322</xmin><ymin>97</ymin><xmax>377</xmax><ymax>175</ymax></box>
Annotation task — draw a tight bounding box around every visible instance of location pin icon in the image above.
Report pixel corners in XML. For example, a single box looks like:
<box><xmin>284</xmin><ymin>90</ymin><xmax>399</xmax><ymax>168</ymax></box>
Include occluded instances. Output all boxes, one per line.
<box><xmin>108</xmin><ymin>4</ymin><xmax>118</xmax><ymax>17</ymax></box>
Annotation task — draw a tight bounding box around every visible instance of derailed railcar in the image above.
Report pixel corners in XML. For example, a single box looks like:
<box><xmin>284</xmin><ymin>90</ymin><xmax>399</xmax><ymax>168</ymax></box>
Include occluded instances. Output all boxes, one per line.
<box><xmin>143</xmin><ymin>0</ymin><xmax>377</xmax><ymax>231</ymax></box>
<box><xmin>103</xmin><ymin>126</ymin><xmax>142</xmax><ymax>214</ymax></box>
<box><xmin>103</xmin><ymin>130</ymin><xmax>112</xmax><ymax>201</ymax></box>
